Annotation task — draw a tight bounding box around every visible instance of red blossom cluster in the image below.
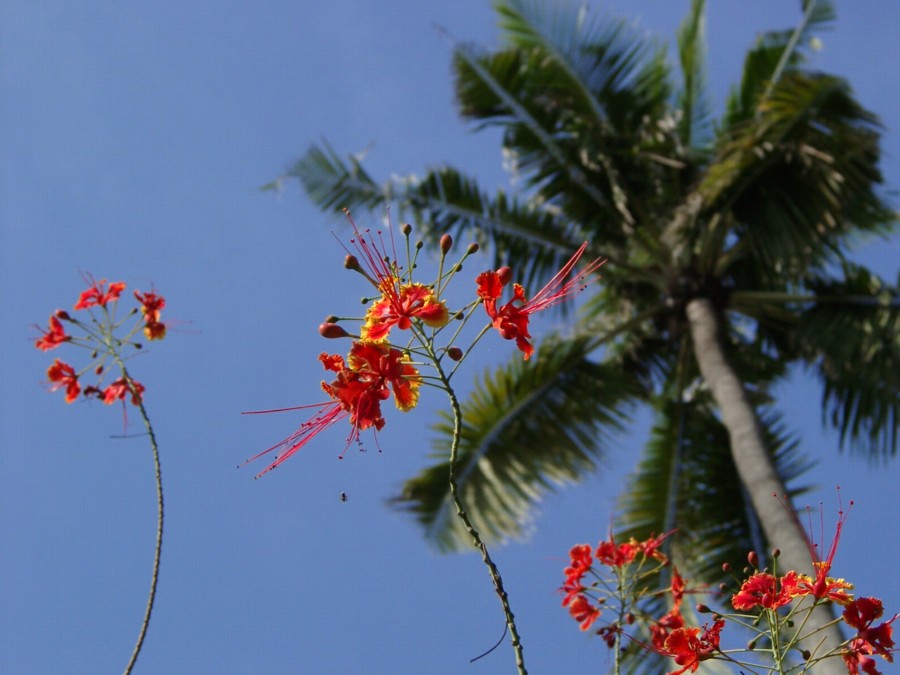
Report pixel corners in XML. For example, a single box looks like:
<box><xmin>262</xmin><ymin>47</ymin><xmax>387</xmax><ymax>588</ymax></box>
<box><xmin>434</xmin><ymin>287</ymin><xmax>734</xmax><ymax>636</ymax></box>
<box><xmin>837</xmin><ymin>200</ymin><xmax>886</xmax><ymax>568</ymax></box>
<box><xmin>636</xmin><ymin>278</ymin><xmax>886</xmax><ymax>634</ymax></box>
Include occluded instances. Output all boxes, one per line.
<box><xmin>246</xmin><ymin>213</ymin><xmax>606</xmax><ymax>474</ymax></box>
<box><xmin>35</xmin><ymin>276</ymin><xmax>167</xmax><ymax>408</ymax></box>
<box><xmin>561</xmin><ymin>501</ymin><xmax>897</xmax><ymax>674</ymax></box>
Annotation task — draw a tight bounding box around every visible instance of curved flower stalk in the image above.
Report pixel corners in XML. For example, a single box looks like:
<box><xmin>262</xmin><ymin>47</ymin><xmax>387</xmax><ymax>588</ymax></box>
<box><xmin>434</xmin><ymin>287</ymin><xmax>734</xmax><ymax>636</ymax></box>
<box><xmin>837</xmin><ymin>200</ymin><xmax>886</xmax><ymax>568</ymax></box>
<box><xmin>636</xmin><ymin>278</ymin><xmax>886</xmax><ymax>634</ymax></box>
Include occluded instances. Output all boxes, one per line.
<box><xmin>559</xmin><ymin>496</ymin><xmax>897</xmax><ymax>674</ymax></box>
<box><xmin>244</xmin><ymin>211</ymin><xmax>605</xmax><ymax>673</ymax></box>
<box><xmin>34</xmin><ymin>274</ymin><xmax>170</xmax><ymax>675</ymax></box>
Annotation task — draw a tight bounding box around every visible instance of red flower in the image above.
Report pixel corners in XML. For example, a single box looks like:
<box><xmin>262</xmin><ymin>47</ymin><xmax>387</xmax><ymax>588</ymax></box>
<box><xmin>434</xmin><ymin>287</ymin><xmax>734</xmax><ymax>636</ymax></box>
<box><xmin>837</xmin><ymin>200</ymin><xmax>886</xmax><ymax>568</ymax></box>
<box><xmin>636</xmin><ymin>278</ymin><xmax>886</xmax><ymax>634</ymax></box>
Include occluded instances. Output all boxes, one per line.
<box><xmin>651</xmin><ymin>567</ymin><xmax>688</xmax><ymax>649</ymax></box>
<box><xmin>561</xmin><ymin>544</ymin><xmax>594</xmax><ymax>606</ymax></box>
<box><xmin>841</xmin><ymin>597</ymin><xmax>897</xmax><ymax>672</ymax></box>
<box><xmin>74</xmin><ymin>277</ymin><xmax>126</xmax><ymax>310</ymax></box>
<box><xmin>362</xmin><ymin>282</ymin><xmax>449</xmax><ymax>341</ymax></box>
<box><xmin>476</xmin><ymin>243</ymin><xmax>605</xmax><ymax>360</ymax></box>
<box><xmin>35</xmin><ymin>314</ymin><xmax>70</xmax><ymax>351</ymax></box>
<box><xmin>340</xmin><ymin>212</ymin><xmax>450</xmax><ymax>342</ymax></box>
<box><xmin>594</xmin><ymin>532</ymin><xmax>640</xmax><ymax>567</ymax></box>
<box><xmin>102</xmin><ymin>377</ymin><xmax>145</xmax><ymax>406</ymax></box>
<box><xmin>47</xmin><ymin>359</ymin><xmax>81</xmax><ymax>402</ymax></box>
<box><xmin>652</xmin><ymin>608</ymin><xmax>686</xmax><ymax>651</ymax></box>
<box><xmin>789</xmin><ymin>497</ymin><xmax>856</xmax><ymax>605</ymax></box>
<box><xmin>661</xmin><ymin>620</ymin><xmax>724</xmax><ymax>674</ymax></box>
<box><xmin>732</xmin><ymin>572</ymin><xmax>800</xmax><ymax>611</ymax></box>
<box><xmin>567</xmin><ymin>594</ymin><xmax>601</xmax><ymax>631</ymax></box>
<box><xmin>244</xmin><ymin>342</ymin><xmax>421</xmax><ymax>476</ymax></box>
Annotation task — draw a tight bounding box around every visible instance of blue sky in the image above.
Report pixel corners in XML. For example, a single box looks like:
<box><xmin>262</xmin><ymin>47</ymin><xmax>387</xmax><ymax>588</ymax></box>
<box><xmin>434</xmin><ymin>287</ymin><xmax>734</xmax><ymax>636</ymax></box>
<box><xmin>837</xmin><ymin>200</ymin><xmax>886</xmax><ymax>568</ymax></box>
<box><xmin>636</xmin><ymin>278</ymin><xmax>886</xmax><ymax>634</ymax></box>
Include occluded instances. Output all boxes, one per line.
<box><xmin>2</xmin><ymin>2</ymin><xmax>898</xmax><ymax>673</ymax></box>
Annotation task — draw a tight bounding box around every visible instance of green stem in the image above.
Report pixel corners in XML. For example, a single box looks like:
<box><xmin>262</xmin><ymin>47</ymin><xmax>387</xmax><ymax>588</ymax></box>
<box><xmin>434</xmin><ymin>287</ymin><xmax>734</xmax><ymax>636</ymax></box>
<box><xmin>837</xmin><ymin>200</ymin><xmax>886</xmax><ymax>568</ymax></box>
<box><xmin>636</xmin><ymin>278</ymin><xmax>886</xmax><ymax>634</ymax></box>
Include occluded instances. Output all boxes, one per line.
<box><xmin>433</xmin><ymin>358</ymin><xmax>527</xmax><ymax>674</ymax></box>
<box><xmin>122</xmin><ymin>377</ymin><xmax>164</xmax><ymax>675</ymax></box>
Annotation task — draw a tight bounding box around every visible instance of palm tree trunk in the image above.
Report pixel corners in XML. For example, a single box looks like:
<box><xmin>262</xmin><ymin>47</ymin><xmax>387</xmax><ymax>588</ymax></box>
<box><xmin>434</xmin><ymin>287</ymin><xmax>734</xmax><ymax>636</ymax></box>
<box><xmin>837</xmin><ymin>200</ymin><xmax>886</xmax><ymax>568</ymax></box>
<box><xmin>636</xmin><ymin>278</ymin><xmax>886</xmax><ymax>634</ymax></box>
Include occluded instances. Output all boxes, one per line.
<box><xmin>686</xmin><ymin>297</ymin><xmax>845</xmax><ymax>673</ymax></box>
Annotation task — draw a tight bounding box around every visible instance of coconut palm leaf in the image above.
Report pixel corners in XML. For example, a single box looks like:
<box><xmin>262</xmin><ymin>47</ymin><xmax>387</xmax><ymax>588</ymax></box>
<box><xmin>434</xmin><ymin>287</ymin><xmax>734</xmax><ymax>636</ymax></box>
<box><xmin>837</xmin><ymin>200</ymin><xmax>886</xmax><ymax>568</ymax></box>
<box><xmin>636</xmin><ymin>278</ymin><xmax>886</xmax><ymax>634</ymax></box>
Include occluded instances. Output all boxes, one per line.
<box><xmin>615</xmin><ymin>397</ymin><xmax>812</xmax><ymax>583</ymax></box>
<box><xmin>389</xmin><ymin>335</ymin><xmax>641</xmax><ymax>551</ymax></box>
<box><xmin>701</xmin><ymin>72</ymin><xmax>891</xmax><ymax>276</ymax></box>
<box><xmin>724</xmin><ymin>0</ymin><xmax>835</xmax><ymax>126</ymax></box>
<box><xmin>796</xmin><ymin>266</ymin><xmax>900</xmax><ymax>456</ymax></box>
<box><xmin>675</xmin><ymin>0</ymin><xmax>712</xmax><ymax>148</ymax></box>
<box><xmin>453</xmin><ymin>0</ymin><xmax>673</xmax><ymax>249</ymax></box>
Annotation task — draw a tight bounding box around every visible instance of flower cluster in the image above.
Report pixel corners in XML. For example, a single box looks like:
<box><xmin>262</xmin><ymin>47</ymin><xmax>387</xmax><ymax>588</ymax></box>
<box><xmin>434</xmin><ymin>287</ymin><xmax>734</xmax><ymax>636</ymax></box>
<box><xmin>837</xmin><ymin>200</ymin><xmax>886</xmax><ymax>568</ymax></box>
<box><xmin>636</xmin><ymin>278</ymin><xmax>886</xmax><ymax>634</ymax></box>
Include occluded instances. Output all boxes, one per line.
<box><xmin>244</xmin><ymin>213</ymin><xmax>605</xmax><ymax>474</ymax></box>
<box><xmin>561</xmin><ymin>502</ymin><xmax>897</xmax><ymax>674</ymax></box>
<box><xmin>35</xmin><ymin>274</ymin><xmax>167</xmax><ymax>408</ymax></box>
<box><xmin>560</xmin><ymin>531</ymin><xmax>724</xmax><ymax>674</ymax></box>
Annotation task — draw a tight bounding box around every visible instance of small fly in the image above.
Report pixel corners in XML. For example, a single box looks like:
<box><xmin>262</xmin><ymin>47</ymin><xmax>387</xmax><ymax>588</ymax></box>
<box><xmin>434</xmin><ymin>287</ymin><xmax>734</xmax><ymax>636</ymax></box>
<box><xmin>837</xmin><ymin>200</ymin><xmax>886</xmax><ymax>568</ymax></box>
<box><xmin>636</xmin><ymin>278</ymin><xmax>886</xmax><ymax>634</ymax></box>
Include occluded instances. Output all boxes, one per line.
<box><xmin>339</xmin><ymin>491</ymin><xmax>348</xmax><ymax>502</ymax></box>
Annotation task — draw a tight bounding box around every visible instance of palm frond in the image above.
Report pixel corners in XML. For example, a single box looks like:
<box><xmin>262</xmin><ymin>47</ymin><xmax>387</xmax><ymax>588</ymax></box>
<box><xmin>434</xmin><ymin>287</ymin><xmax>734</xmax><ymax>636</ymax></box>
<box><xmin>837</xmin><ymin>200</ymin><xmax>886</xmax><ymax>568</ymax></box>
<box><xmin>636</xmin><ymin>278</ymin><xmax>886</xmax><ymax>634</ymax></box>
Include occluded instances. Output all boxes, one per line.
<box><xmin>675</xmin><ymin>0</ymin><xmax>713</xmax><ymax>148</ymax></box>
<box><xmin>282</xmin><ymin>140</ymin><xmax>387</xmax><ymax>214</ymax></box>
<box><xmin>453</xmin><ymin>1</ymin><xmax>676</xmax><ymax>248</ymax></box>
<box><xmin>400</xmin><ymin>166</ymin><xmax>588</xmax><ymax>291</ymax></box>
<box><xmin>702</xmin><ymin>72</ymin><xmax>892</xmax><ymax>277</ymax></box>
<box><xmin>615</xmin><ymin>399</ymin><xmax>812</xmax><ymax>582</ymax></box>
<box><xmin>724</xmin><ymin>0</ymin><xmax>835</xmax><ymax>126</ymax></box>
<box><xmin>796</xmin><ymin>266</ymin><xmax>900</xmax><ymax>457</ymax></box>
<box><xmin>389</xmin><ymin>335</ymin><xmax>640</xmax><ymax>551</ymax></box>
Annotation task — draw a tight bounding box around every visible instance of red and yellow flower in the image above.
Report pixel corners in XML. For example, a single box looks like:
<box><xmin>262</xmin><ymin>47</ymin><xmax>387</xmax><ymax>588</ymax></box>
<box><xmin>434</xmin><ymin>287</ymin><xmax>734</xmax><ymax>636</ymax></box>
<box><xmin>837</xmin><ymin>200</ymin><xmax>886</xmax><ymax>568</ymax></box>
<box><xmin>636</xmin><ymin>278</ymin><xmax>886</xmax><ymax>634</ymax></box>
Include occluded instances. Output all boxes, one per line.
<box><xmin>361</xmin><ymin>281</ymin><xmax>449</xmax><ymax>342</ymax></box>
<box><xmin>135</xmin><ymin>289</ymin><xmax>167</xmax><ymax>340</ymax></box>
<box><xmin>245</xmin><ymin>341</ymin><xmax>421</xmax><ymax>477</ymax></box>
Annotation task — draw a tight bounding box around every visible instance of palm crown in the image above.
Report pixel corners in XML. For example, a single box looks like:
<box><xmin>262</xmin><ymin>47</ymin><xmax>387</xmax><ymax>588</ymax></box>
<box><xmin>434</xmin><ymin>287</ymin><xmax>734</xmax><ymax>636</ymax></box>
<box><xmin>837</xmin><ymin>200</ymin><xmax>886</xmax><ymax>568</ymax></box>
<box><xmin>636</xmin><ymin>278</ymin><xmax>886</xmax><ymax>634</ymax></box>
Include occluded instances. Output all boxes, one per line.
<box><xmin>282</xmin><ymin>0</ymin><xmax>897</xmax><ymax>614</ymax></box>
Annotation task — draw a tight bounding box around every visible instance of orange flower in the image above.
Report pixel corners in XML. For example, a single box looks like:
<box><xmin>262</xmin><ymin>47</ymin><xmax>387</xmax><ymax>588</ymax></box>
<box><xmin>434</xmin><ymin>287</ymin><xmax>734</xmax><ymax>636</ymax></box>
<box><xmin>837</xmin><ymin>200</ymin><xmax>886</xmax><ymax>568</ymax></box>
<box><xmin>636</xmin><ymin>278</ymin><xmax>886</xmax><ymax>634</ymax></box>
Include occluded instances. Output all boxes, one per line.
<box><xmin>47</xmin><ymin>359</ymin><xmax>81</xmax><ymax>402</ymax></box>
<box><xmin>476</xmin><ymin>243</ymin><xmax>605</xmax><ymax>360</ymax></box>
<box><xmin>35</xmin><ymin>313</ymin><xmax>70</xmax><ymax>351</ymax></box>
<box><xmin>74</xmin><ymin>277</ymin><xmax>126</xmax><ymax>310</ymax></box>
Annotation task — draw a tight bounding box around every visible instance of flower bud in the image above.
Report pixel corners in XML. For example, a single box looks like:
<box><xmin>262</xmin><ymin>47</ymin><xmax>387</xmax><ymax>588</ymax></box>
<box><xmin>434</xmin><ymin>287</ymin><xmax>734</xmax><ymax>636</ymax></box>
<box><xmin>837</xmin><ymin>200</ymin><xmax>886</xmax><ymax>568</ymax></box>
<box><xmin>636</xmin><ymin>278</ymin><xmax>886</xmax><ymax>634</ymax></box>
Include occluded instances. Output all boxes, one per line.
<box><xmin>467</xmin><ymin>242</ymin><xmax>479</xmax><ymax>254</ymax></box>
<box><xmin>319</xmin><ymin>322</ymin><xmax>349</xmax><ymax>339</ymax></box>
<box><xmin>325</xmin><ymin>315</ymin><xmax>339</xmax><ymax>323</ymax></box>
<box><xmin>771</xmin><ymin>548</ymin><xmax>781</xmax><ymax>559</ymax></box>
<box><xmin>440</xmin><ymin>233</ymin><xmax>453</xmax><ymax>254</ymax></box>
<box><xmin>801</xmin><ymin>650</ymin><xmax>811</xmax><ymax>661</ymax></box>
<box><xmin>344</xmin><ymin>254</ymin><xmax>360</xmax><ymax>271</ymax></box>
<box><xmin>446</xmin><ymin>347</ymin><xmax>463</xmax><ymax>361</ymax></box>
<box><xmin>625</xmin><ymin>613</ymin><xmax>635</xmax><ymax>625</ymax></box>
<box><xmin>415</xmin><ymin>240</ymin><xmax>423</xmax><ymax>250</ymax></box>
<box><xmin>55</xmin><ymin>309</ymin><xmax>71</xmax><ymax>321</ymax></box>
<box><xmin>747</xmin><ymin>639</ymin><xmax>757</xmax><ymax>651</ymax></box>
<box><xmin>497</xmin><ymin>266</ymin><xmax>513</xmax><ymax>286</ymax></box>
<box><xmin>747</xmin><ymin>551</ymin><xmax>758</xmax><ymax>568</ymax></box>
<box><xmin>696</xmin><ymin>604</ymin><xmax>710</xmax><ymax>614</ymax></box>
<box><xmin>401</xmin><ymin>223</ymin><xmax>412</xmax><ymax>236</ymax></box>
<box><xmin>721</xmin><ymin>562</ymin><xmax>731</xmax><ymax>572</ymax></box>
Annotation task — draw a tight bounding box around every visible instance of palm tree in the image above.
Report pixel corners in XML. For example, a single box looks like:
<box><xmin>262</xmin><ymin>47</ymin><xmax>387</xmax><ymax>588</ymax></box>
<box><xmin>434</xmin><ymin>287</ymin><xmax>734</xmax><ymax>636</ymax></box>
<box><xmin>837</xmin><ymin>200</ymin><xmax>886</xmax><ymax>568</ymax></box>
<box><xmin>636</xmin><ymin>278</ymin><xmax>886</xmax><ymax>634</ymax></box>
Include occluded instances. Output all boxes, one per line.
<box><xmin>279</xmin><ymin>0</ymin><xmax>898</xmax><ymax>668</ymax></box>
